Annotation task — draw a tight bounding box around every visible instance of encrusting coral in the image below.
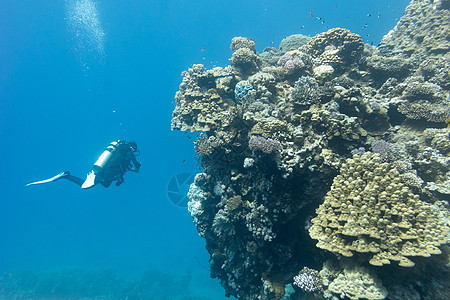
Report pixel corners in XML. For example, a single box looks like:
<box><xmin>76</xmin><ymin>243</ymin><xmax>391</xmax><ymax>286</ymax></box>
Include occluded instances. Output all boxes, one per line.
<box><xmin>309</xmin><ymin>152</ymin><xmax>449</xmax><ymax>267</ymax></box>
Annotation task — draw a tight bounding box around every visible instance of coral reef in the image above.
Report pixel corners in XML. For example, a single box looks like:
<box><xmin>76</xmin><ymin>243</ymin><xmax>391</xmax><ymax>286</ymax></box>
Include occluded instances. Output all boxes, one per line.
<box><xmin>277</xmin><ymin>51</ymin><xmax>313</xmax><ymax>77</ymax></box>
<box><xmin>293</xmin><ymin>267</ymin><xmax>322</xmax><ymax>292</ymax></box>
<box><xmin>279</xmin><ymin>34</ymin><xmax>311</xmax><ymax>52</ymax></box>
<box><xmin>248</xmin><ymin>135</ymin><xmax>280</xmax><ymax>154</ymax></box>
<box><xmin>171</xmin><ymin>1</ymin><xmax>450</xmax><ymax>299</ymax></box>
<box><xmin>379</xmin><ymin>0</ymin><xmax>450</xmax><ymax>58</ymax></box>
<box><xmin>230</xmin><ymin>37</ymin><xmax>262</xmax><ymax>76</ymax></box>
<box><xmin>306</xmin><ymin>28</ymin><xmax>364</xmax><ymax>69</ymax></box>
<box><xmin>309</xmin><ymin>152</ymin><xmax>449</xmax><ymax>268</ymax></box>
<box><xmin>325</xmin><ymin>261</ymin><xmax>388</xmax><ymax>300</ymax></box>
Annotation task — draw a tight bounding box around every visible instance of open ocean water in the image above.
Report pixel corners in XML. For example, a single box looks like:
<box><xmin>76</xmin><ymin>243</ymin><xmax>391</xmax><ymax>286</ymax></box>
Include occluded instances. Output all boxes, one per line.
<box><xmin>1</xmin><ymin>0</ymin><xmax>432</xmax><ymax>299</ymax></box>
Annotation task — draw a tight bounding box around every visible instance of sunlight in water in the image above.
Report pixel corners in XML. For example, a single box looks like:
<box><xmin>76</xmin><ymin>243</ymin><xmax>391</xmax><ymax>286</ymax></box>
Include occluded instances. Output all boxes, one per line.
<box><xmin>65</xmin><ymin>0</ymin><xmax>106</xmax><ymax>70</ymax></box>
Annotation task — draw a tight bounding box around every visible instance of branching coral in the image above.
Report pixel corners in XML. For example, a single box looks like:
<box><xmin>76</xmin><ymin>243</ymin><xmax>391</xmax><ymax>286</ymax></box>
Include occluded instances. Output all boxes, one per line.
<box><xmin>290</xmin><ymin>76</ymin><xmax>320</xmax><ymax>106</ymax></box>
<box><xmin>277</xmin><ymin>51</ymin><xmax>312</xmax><ymax>76</ymax></box>
<box><xmin>194</xmin><ymin>134</ymin><xmax>224</xmax><ymax>155</ymax></box>
<box><xmin>248</xmin><ymin>135</ymin><xmax>280</xmax><ymax>154</ymax></box>
<box><xmin>293</xmin><ymin>267</ymin><xmax>322</xmax><ymax>292</ymax></box>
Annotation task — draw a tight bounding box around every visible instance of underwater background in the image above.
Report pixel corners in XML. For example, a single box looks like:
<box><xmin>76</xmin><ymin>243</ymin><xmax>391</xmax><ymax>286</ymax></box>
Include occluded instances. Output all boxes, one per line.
<box><xmin>0</xmin><ymin>0</ymin><xmax>424</xmax><ymax>299</ymax></box>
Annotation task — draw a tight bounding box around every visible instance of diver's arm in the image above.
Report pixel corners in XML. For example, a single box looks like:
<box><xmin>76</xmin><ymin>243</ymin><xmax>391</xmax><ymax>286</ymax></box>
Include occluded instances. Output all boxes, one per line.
<box><xmin>129</xmin><ymin>153</ymin><xmax>141</xmax><ymax>172</ymax></box>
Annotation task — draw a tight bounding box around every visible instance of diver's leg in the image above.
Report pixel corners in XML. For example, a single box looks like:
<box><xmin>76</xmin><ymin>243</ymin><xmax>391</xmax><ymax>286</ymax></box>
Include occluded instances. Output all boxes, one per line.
<box><xmin>64</xmin><ymin>174</ymin><xmax>84</xmax><ymax>187</ymax></box>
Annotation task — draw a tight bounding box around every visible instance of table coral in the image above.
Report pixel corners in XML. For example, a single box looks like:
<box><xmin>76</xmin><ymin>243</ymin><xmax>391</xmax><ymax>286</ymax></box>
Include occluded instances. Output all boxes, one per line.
<box><xmin>309</xmin><ymin>152</ymin><xmax>449</xmax><ymax>267</ymax></box>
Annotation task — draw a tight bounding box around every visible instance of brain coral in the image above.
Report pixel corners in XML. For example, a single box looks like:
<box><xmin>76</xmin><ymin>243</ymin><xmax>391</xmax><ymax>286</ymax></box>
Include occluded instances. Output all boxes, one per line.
<box><xmin>309</xmin><ymin>152</ymin><xmax>449</xmax><ymax>267</ymax></box>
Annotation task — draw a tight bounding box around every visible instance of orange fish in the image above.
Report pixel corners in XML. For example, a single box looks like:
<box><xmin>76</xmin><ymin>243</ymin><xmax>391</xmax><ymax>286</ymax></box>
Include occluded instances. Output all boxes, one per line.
<box><xmin>200</xmin><ymin>48</ymin><xmax>206</xmax><ymax>52</ymax></box>
<box><xmin>308</xmin><ymin>9</ymin><xmax>314</xmax><ymax>17</ymax></box>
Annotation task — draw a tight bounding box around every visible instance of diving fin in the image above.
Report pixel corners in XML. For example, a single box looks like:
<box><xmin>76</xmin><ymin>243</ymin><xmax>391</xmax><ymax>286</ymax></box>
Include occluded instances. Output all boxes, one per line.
<box><xmin>26</xmin><ymin>171</ymin><xmax>70</xmax><ymax>186</ymax></box>
<box><xmin>81</xmin><ymin>170</ymin><xmax>96</xmax><ymax>189</ymax></box>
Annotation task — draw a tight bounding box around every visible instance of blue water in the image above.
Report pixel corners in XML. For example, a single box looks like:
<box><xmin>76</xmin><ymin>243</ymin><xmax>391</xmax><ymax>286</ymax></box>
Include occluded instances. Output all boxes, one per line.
<box><xmin>0</xmin><ymin>0</ymin><xmax>410</xmax><ymax>298</ymax></box>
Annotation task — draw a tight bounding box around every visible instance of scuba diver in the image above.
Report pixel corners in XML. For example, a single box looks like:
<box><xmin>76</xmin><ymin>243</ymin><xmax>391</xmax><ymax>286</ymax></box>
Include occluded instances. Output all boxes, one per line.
<box><xmin>26</xmin><ymin>140</ymin><xmax>141</xmax><ymax>189</ymax></box>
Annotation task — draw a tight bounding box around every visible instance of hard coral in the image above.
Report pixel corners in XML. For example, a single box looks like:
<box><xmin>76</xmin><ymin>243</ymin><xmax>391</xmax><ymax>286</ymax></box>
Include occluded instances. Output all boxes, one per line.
<box><xmin>231</xmin><ymin>48</ymin><xmax>261</xmax><ymax>75</ymax></box>
<box><xmin>277</xmin><ymin>51</ymin><xmax>312</xmax><ymax>76</ymax></box>
<box><xmin>309</xmin><ymin>152</ymin><xmax>449</xmax><ymax>267</ymax></box>
<box><xmin>378</xmin><ymin>0</ymin><xmax>450</xmax><ymax>58</ymax></box>
<box><xmin>231</xmin><ymin>36</ymin><xmax>256</xmax><ymax>52</ymax></box>
<box><xmin>279</xmin><ymin>34</ymin><xmax>311</xmax><ymax>52</ymax></box>
<box><xmin>419</xmin><ymin>57</ymin><xmax>450</xmax><ymax>89</ymax></box>
<box><xmin>327</xmin><ymin>263</ymin><xmax>387</xmax><ymax>300</ymax></box>
<box><xmin>171</xmin><ymin>64</ymin><xmax>236</xmax><ymax>132</ymax></box>
<box><xmin>248</xmin><ymin>135</ymin><xmax>280</xmax><ymax>154</ymax></box>
<box><xmin>293</xmin><ymin>267</ymin><xmax>322</xmax><ymax>292</ymax></box>
<box><xmin>397</xmin><ymin>101</ymin><xmax>450</xmax><ymax>123</ymax></box>
<box><xmin>306</xmin><ymin>28</ymin><xmax>364</xmax><ymax>65</ymax></box>
<box><xmin>290</xmin><ymin>76</ymin><xmax>320</xmax><ymax>106</ymax></box>
<box><xmin>367</xmin><ymin>55</ymin><xmax>414</xmax><ymax>82</ymax></box>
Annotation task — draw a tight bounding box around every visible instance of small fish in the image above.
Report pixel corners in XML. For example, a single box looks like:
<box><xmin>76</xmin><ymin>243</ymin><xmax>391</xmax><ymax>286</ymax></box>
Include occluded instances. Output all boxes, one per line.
<box><xmin>200</xmin><ymin>48</ymin><xmax>205</xmax><ymax>52</ymax></box>
<box><xmin>308</xmin><ymin>9</ymin><xmax>314</xmax><ymax>17</ymax></box>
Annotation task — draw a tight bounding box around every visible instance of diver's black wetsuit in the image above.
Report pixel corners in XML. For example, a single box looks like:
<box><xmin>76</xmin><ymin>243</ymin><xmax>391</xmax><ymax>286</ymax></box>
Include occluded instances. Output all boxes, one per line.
<box><xmin>96</xmin><ymin>141</ymin><xmax>141</xmax><ymax>187</ymax></box>
<box><xmin>26</xmin><ymin>140</ymin><xmax>141</xmax><ymax>189</ymax></box>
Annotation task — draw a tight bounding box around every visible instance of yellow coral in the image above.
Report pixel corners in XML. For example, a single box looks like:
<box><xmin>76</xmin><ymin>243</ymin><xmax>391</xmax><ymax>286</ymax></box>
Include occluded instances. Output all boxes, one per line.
<box><xmin>309</xmin><ymin>152</ymin><xmax>449</xmax><ymax>267</ymax></box>
<box><xmin>306</xmin><ymin>28</ymin><xmax>364</xmax><ymax>63</ymax></box>
<box><xmin>328</xmin><ymin>264</ymin><xmax>387</xmax><ymax>300</ymax></box>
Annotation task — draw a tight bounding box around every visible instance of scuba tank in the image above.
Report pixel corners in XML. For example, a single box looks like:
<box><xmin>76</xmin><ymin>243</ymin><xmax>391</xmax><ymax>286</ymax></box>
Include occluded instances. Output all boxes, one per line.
<box><xmin>93</xmin><ymin>141</ymin><xmax>120</xmax><ymax>172</ymax></box>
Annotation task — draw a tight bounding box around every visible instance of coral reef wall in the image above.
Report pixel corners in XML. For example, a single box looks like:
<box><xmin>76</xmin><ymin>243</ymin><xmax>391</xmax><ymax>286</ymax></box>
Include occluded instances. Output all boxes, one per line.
<box><xmin>171</xmin><ymin>1</ymin><xmax>450</xmax><ymax>299</ymax></box>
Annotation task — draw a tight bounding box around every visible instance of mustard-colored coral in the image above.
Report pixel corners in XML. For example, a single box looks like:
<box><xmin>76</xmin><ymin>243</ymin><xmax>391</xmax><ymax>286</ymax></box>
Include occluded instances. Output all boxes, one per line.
<box><xmin>249</xmin><ymin>119</ymin><xmax>287</xmax><ymax>138</ymax></box>
<box><xmin>327</xmin><ymin>264</ymin><xmax>387</xmax><ymax>300</ymax></box>
<box><xmin>309</xmin><ymin>152</ymin><xmax>449</xmax><ymax>267</ymax></box>
<box><xmin>306</xmin><ymin>28</ymin><xmax>364</xmax><ymax>63</ymax></box>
